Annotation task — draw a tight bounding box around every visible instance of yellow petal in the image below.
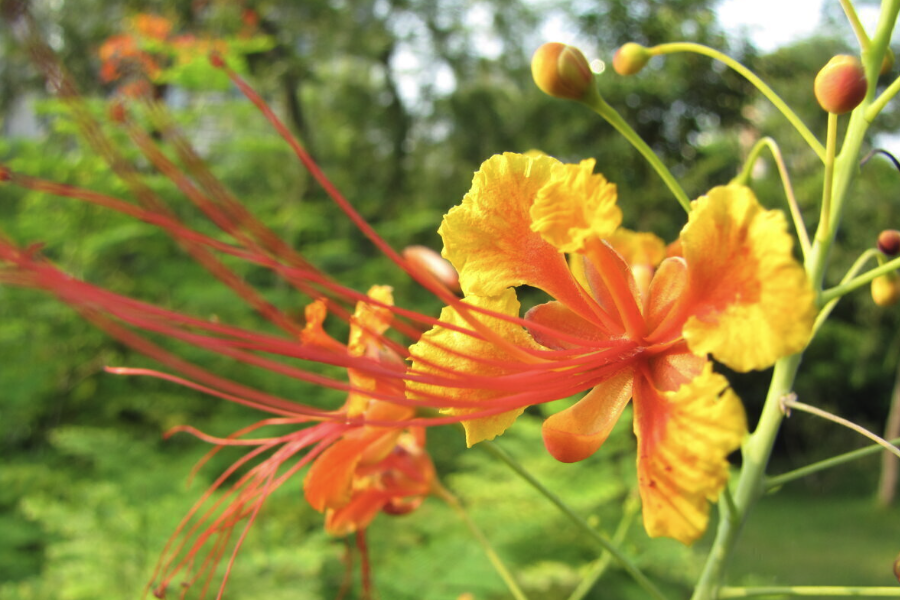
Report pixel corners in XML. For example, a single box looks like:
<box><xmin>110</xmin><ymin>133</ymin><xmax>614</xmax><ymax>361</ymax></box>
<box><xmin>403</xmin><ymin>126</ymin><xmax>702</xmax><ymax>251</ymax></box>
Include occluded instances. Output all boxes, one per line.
<box><xmin>633</xmin><ymin>363</ymin><xmax>747</xmax><ymax>545</ymax></box>
<box><xmin>680</xmin><ymin>185</ymin><xmax>815</xmax><ymax>372</ymax></box>
<box><xmin>348</xmin><ymin>285</ymin><xmax>394</xmax><ymax>358</ymax></box>
<box><xmin>407</xmin><ymin>290</ymin><xmax>542</xmax><ymax>446</ymax></box>
<box><xmin>440</xmin><ymin>153</ymin><xmax>594</xmax><ymax>314</ymax></box>
<box><xmin>530</xmin><ymin>159</ymin><xmax>622</xmax><ymax>253</ymax></box>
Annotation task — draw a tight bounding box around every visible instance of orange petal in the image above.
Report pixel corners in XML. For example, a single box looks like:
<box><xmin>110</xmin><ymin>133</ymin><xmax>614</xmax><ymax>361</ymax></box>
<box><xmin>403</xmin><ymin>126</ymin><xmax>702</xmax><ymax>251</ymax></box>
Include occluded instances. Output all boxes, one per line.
<box><xmin>407</xmin><ymin>290</ymin><xmax>543</xmax><ymax>446</ymax></box>
<box><xmin>324</xmin><ymin>490</ymin><xmax>388</xmax><ymax>536</ymax></box>
<box><xmin>542</xmin><ymin>367</ymin><xmax>634</xmax><ymax>463</ymax></box>
<box><xmin>632</xmin><ymin>363</ymin><xmax>746</xmax><ymax>545</ymax></box>
<box><xmin>680</xmin><ymin>185</ymin><xmax>815</xmax><ymax>372</ymax></box>
<box><xmin>439</xmin><ymin>153</ymin><xmax>595</xmax><ymax>316</ymax></box>
<box><xmin>644</xmin><ymin>257</ymin><xmax>691</xmax><ymax>344</ymax></box>
<box><xmin>303</xmin><ymin>436</ymin><xmax>367</xmax><ymax>511</ymax></box>
<box><xmin>524</xmin><ymin>301</ymin><xmax>613</xmax><ymax>350</ymax></box>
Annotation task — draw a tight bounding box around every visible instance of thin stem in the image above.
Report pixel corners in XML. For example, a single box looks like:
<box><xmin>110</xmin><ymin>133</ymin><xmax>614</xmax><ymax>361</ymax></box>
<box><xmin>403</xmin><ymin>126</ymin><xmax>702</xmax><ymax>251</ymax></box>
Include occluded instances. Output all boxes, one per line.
<box><xmin>840</xmin><ymin>0</ymin><xmax>872</xmax><ymax>50</ymax></box>
<box><xmin>719</xmin><ymin>586</ymin><xmax>900</xmax><ymax>598</ymax></box>
<box><xmin>582</xmin><ymin>91</ymin><xmax>691</xmax><ymax>212</ymax></box>
<box><xmin>781</xmin><ymin>395</ymin><xmax>900</xmax><ymax>460</ymax></box>
<box><xmin>766</xmin><ymin>436</ymin><xmax>900</xmax><ymax>491</ymax></box>
<box><xmin>812</xmin><ymin>248</ymin><xmax>881</xmax><ymax>335</ymax></box>
<box><xmin>567</xmin><ymin>494</ymin><xmax>640</xmax><ymax>600</ymax></box>
<box><xmin>820</xmin><ymin>252</ymin><xmax>900</xmax><ymax>304</ymax></box>
<box><xmin>868</xmin><ymin>74</ymin><xmax>900</xmax><ymax>121</ymax></box>
<box><xmin>731</xmin><ymin>137</ymin><xmax>810</xmax><ymax>259</ymax></box>
<box><xmin>816</xmin><ymin>113</ymin><xmax>839</xmax><ymax>244</ymax></box>
<box><xmin>432</xmin><ymin>481</ymin><xmax>530</xmax><ymax>600</ymax></box>
<box><xmin>480</xmin><ymin>441</ymin><xmax>670</xmax><ymax>600</ymax></box>
<box><xmin>649</xmin><ymin>43</ymin><xmax>825</xmax><ymax>161</ymax></box>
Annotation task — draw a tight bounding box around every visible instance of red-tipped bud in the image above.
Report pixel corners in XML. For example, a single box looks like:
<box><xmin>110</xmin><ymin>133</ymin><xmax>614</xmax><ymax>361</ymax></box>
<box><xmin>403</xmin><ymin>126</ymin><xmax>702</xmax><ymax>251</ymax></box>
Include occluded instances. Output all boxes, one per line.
<box><xmin>531</xmin><ymin>42</ymin><xmax>594</xmax><ymax>101</ymax></box>
<box><xmin>878</xmin><ymin>230</ymin><xmax>900</xmax><ymax>256</ymax></box>
<box><xmin>871</xmin><ymin>272</ymin><xmax>900</xmax><ymax>306</ymax></box>
<box><xmin>613</xmin><ymin>43</ymin><xmax>651</xmax><ymax>76</ymax></box>
<box><xmin>814</xmin><ymin>55</ymin><xmax>867</xmax><ymax>114</ymax></box>
<box><xmin>208</xmin><ymin>51</ymin><xmax>225</xmax><ymax>69</ymax></box>
<box><xmin>402</xmin><ymin>245</ymin><xmax>460</xmax><ymax>293</ymax></box>
<box><xmin>882</xmin><ymin>48</ymin><xmax>895</xmax><ymax>76</ymax></box>
<box><xmin>108</xmin><ymin>100</ymin><xmax>127</xmax><ymax>124</ymax></box>
<box><xmin>0</xmin><ymin>165</ymin><xmax>10</xmax><ymax>183</ymax></box>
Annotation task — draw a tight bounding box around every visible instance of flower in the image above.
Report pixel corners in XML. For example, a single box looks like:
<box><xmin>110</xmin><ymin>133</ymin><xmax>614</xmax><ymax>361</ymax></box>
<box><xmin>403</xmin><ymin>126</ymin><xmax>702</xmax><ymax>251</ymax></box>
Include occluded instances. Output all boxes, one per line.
<box><xmin>408</xmin><ymin>152</ymin><xmax>816</xmax><ymax>544</ymax></box>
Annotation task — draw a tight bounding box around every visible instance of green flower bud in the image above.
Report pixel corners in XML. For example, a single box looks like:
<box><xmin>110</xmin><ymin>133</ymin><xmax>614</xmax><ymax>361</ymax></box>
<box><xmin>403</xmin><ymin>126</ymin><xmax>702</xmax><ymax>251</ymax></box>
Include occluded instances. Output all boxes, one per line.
<box><xmin>613</xmin><ymin>43</ymin><xmax>651</xmax><ymax>76</ymax></box>
<box><xmin>531</xmin><ymin>42</ymin><xmax>594</xmax><ymax>101</ymax></box>
<box><xmin>814</xmin><ymin>55</ymin><xmax>867</xmax><ymax>114</ymax></box>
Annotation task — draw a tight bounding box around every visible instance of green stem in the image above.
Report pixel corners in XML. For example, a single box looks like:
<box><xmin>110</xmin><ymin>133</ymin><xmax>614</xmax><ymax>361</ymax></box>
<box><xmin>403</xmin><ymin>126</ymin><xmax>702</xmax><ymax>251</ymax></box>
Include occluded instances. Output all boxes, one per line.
<box><xmin>816</xmin><ymin>113</ymin><xmax>838</xmax><ymax>244</ymax></box>
<box><xmin>567</xmin><ymin>494</ymin><xmax>640</xmax><ymax>600</ymax></box>
<box><xmin>582</xmin><ymin>91</ymin><xmax>691</xmax><ymax>213</ymax></box>
<box><xmin>781</xmin><ymin>396</ymin><xmax>900</xmax><ymax>460</ymax></box>
<box><xmin>649</xmin><ymin>43</ymin><xmax>825</xmax><ymax>161</ymax></box>
<box><xmin>840</xmin><ymin>0</ymin><xmax>872</xmax><ymax>49</ymax></box>
<box><xmin>766</xmin><ymin>436</ymin><xmax>900</xmax><ymax>491</ymax></box>
<box><xmin>719</xmin><ymin>586</ymin><xmax>900</xmax><ymax>598</ymax></box>
<box><xmin>481</xmin><ymin>441</ymin><xmax>670</xmax><ymax>600</ymax></box>
<box><xmin>820</xmin><ymin>252</ymin><xmax>900</xmax><ymax>304</ymax></box>
<box><xmin>433</xmin><ymin>480</ymin><xmax>530</xmax><ymax>600</ymax></box>
<box><xmin>812</xmin><ymin>248</ymin><xmax>881</xmax><ymax>335</ymax></box>
<box><xmin>690</xmin><ymin>353</ymin><xmax>804</xmax><ymax>600</ymax></box>
<box><xmin>867</xmin><ymin>74</ymin><xmax>900</xmax><ymax>121</ymax></box>
<box><xmin>731</xmin><ymin>136</ymin><xmax>810</xmax><ymax>259</ymax></box>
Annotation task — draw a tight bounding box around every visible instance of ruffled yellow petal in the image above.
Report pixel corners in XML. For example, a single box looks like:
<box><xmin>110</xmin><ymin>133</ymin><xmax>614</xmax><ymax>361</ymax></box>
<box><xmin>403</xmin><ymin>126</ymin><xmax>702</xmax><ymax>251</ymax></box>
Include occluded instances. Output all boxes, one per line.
<box><xmin>407</xmin><ymin>290</ymin><xmax>542</xmax><ymax>446</ymax></box>
<box><xmin>633</xmin><ymin>363</ymin><xmax>746</xmax><ymax>545</ymax></box>
<box><xmin>348</xmin><ymin>285</ymin><xmax>394</xmax><ymax>358</ymax></box>
<box><xmin>680</xmin><ymin>185</ymin><xmax>815</xmax><ymax>372</ymax></box>
<box><xmin>607</xmin><ymin>228</ymin><xmax>666</xmax><ymax>268</ymax></box>
<box><xmin>440</xmin><ymin>153</ymin><xmax>595</xmax><ymax>315</ymax></box>
<box><xmin>530</xmin><ymin>159</ymin><xmax>622</xmax><ymax>253</ymax></box>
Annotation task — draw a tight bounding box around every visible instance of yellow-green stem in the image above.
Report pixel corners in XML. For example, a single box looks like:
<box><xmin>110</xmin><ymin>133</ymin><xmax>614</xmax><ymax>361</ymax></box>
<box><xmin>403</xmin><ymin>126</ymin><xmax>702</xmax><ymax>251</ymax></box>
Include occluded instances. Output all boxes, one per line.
<box><xmin>649</xmin><ymin>43</ymin><xmax>825</xmax><ymax>161</ymax></box>
<box><xmin>816</xmin><ymin>113</ymin><xmax>838</xmax><ymax>244</ymax></box>
<box><xmin>582</xmin><ymin>91</ymin><xmax>691</xmax><ymax>213</ymax></box>
<box><xmin>840</xmin><ymin>0</ymin><xmax>872</xmax><ymax>49</ymax></box>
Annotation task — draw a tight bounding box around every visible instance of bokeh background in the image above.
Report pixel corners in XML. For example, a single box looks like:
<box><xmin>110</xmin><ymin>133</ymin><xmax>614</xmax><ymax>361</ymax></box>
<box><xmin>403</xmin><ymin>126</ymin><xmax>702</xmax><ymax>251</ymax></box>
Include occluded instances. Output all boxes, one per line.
<box><xmin>2</xmin><ymin>1</ymin><xmax>900</xmax><ymax>598</ymax></box>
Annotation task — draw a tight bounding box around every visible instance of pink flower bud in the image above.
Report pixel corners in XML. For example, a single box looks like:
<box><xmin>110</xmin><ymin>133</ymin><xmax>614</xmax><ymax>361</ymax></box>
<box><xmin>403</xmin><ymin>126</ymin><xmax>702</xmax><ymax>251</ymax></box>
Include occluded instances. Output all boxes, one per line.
<box><xmin>531</xmin><ymin>43</ymin><xmax>594</xmax><ymax>101</ymax></box>
<box><xmin>814</xmin><ymin>55</ymin><xmax>867</xmax><ymax>114</ymax></box>
<box><xmin>613</xmin><ymin>43</ymin><xmax>651</xmax><ymax>76</ymax></box>
<box><xmin>402</xmin><ymin>245</ymin><xmax>460</xmax><ymax>293</ymax></box>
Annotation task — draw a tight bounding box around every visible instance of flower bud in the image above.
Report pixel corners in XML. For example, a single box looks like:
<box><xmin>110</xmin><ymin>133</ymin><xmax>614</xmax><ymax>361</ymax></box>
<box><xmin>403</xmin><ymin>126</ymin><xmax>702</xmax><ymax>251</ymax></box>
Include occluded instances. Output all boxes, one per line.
<box><xmin>894</xmin><ymin>551</ymin><xmax>900</xmax><ymax>583</ymax></box>
<box><xmin>882</xmin><ymin>48</ymin><xmax>895</xmax><ymax>76</ymax></box>
<box><xmin>402</xmin><ymin>245</ymin><xmax>460</xmax><ymax>293</ymax></box>
<box><xmin>871</xmin><ymin>272</ymin><xmax>900</xmax><ymax>307</ymax></box>
<box><xmin>613</xmin><ymin>43</ymin><xmax>651</xmax><ymax>76</ymax></box>
<box><xmin>0</xmin><ymin>165</ymin><xmax>10</xmax><ymax>183</ymax></box>
<box><xmin>878</xmin><ymin>230</ymin><xmax>900</xmax><ymax>256</ymax></box>
<box><xmin>814</xmin><ymin>55</ymin><xmax>867</xmax><ymax>114</ymax></box>
<box><xmin>531</xmin><ymin>42</ymin><xmax>594</xmax><ymax>101</ymax></box>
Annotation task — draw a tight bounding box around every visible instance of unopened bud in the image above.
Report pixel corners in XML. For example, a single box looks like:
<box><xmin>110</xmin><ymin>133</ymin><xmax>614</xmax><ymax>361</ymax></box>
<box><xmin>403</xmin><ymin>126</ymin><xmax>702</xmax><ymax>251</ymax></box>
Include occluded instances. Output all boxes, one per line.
<box><xmin>531</xmin><ymin>43</ymin><xmax>594</xmax><ymax>101</ymax></box>
<box><xmin>882</xmin><ymin>49</ymin><xmax>896</xmax><ymax>76</ymax></box>
<box><xmin>208</xmin><ymin>51</ymin><xmax>225</xmax><ymax>69</ymax></box>
<box><xmin>402</xmin><ymin>245</ymin><xmax>460</xmax><ymax>293</ymax></box>
<box><xmin>893</xmin><ymin>551</ymin><xmax>900</xmax><ymax>582</ymax></box>
<box><xmin>814</xmin><ymin>55</ymin><xmax>867</xmax><ymax>114</ymax></box>
<box><xmin>878</xmin><ymin>230</ymin><xmax>900</xmax><ymax>256</ymax></box>
<box><xmin>871</xmin><ymin>272</ymin><xmax>900</xmax><ymax>306</ymax></box>
<box><xmin>108</xmin><ymin>100</ymin><xmax>127</xmax><ymax>123</ymax></box>
<box><xmin>613</xmin><ymin>43</ymin><xmax>651</xmax><ymax>76</ymax></box>
<box><xmin>0</xmin><ymin>165</ymin><xmax>10</xmax><ymax>183</ymax></box>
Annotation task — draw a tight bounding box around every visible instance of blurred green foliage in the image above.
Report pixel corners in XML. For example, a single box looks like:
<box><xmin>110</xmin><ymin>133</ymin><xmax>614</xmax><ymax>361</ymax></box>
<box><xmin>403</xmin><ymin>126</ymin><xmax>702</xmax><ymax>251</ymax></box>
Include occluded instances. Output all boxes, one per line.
<box><xmin>2</xmin><ymin>0</ymin><xmax>900</xmax><ymax>598</ymax></box>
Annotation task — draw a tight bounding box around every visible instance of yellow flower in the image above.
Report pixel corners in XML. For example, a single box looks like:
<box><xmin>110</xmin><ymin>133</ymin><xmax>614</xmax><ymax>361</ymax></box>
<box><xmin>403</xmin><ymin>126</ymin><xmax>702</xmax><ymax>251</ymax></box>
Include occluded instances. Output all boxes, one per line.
<box><xmin>409</xmin><ymin>153</ymin><xmax>816</xmax><ymax>543</ymax></box>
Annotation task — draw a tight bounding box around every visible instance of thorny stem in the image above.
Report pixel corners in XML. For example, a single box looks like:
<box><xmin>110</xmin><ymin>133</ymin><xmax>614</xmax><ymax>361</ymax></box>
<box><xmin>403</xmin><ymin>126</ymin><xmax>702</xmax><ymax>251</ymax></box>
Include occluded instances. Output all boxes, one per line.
<box><xmin>766</xmin><ymin>436</ymin><xmax>900</xmax><ymax>491</ymax></box>
<box><xmin>780</xmin><ymin>395</ymin><xmax>900</xmax><ymax>460</ymax></box>
<box><xmin>432</xmin><ymin>481</ymin><xmax>530</xmax><ymax>600</ymax></box>
<box><xmin>649</xmin><ymin>43</ymin><xmax>825</xmax><ymax>161</ymax></box>
<box><xmin>481</xmin><ymin>441</ymin><xmax>670</xmax><ymax>600</ymax></box>
<box><xmin>732</xmin><ymin>136</ymin><xmax>810</xmax><ymax>259</ymax></box>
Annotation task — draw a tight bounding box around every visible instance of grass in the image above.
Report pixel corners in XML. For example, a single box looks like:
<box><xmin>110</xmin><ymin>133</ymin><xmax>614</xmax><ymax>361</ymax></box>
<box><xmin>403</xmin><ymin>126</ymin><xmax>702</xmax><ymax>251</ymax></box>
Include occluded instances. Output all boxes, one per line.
<box><xmin>723</xmin><ymin>489</ymin><xmax>900</xmax><ymax>588</ymax></box>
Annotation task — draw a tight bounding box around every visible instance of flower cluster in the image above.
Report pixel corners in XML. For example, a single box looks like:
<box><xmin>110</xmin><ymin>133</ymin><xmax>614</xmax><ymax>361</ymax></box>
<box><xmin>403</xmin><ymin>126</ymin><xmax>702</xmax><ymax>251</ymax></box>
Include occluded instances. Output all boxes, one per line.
<box><xmin>409</xmin><ymin>152</ymin><xmax>816</xmax><ymax>543</ymax></box>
